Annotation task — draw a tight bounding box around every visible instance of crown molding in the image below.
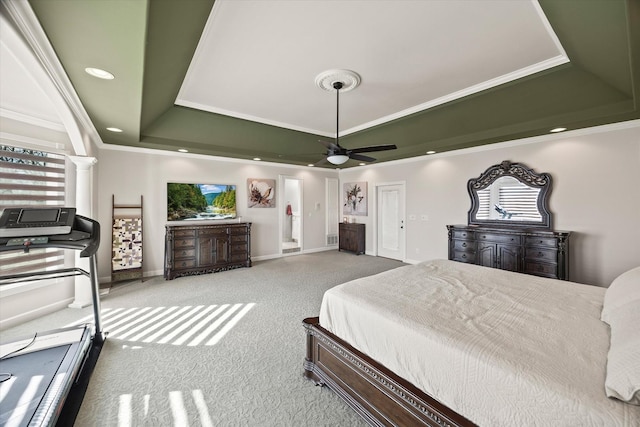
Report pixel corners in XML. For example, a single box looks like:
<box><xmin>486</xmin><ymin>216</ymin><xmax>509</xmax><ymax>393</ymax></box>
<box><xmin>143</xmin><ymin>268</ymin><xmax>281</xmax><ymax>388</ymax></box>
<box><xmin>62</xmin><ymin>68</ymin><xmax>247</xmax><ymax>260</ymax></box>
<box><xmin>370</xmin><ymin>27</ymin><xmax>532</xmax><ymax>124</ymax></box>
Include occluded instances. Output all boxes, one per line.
<box><xmin>0</xmin><ymin>107</ymin><xmax>66</xmax><ymax>132</ymax></box>
<box><xmin>348</xmin><ymin>119</ymin><xmax>640</xmax><ymax>171</ymax></box>
<box><xmin>1</xmin><ymin>0</ymin><xmax>103</xmax><ymax>151</ymax></box>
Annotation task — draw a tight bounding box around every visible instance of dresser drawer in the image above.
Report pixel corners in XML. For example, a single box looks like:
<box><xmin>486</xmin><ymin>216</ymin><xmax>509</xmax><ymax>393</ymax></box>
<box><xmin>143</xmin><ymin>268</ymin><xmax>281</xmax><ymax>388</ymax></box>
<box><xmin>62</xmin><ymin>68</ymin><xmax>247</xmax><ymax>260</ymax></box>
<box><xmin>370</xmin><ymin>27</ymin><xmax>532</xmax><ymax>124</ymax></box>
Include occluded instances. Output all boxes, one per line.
<box><xmin>173</xmin><ymin>229</ymin><xmax>195</xmax><ymax>237</ymax></box>
<box><xmin>230</xmin><ymin>242</ymin><xmax>247</xmax><ymax>253</ymax></box>
<box><xmin>174</xmin><ymin>259</ymin><xmax>196</xmax><ymax>269</ymax></box>
<box><xmin>524</xmin><ymin>261</ymin><xmax>558</xmax><ymax>278</ymax></box>
<box><xmin>174</xmin><ymin>238</ymin><xmax>196</xmax><ymax>248</ymax></box>
<box><xmin>525</xmin><ymin>247</ymin><xmax>557</xmax><ymax>262</ymax></box>
<box><xmin>230</xmin><ymin>234</ymin><xmax>247</xmax><ymax>243</ymax></box>
<box><xmin>174</xmin><ymin>248</ymin><xmax>196</xmax><ymax>259</ymax></box>
<box><xmin>452</xmin><ymin>251</ymin><xmax>476</xmax><ymax>263</ymax></box>
<box><xmin>525</xmin><ymin>236</ymin><xmax>558</xmax><ymax>248</ymax></box>
<box><xmin>229</xmin><ymin>225</ymin><xmax>249</xmax><ymax>235</ymax></box>
<box><xmin>453</xmin><ymin>240</ymin><xmax>474</xmax><ymax>251</ymax></box>
<box><xmin>477</xmin><ymin>233</ymin><xmax>520</xmax><ymax>244</ymax></box>
<box><xmin>230</xmin><ymin>252</ymin><xmax>248</xmax><ymax>262</ymax></box>
<box><xmin>451</xmin><ymin>230</ymin><xmax>474</xmax><ymax>239</ymax></box>
<box><xmin>198</xmin><ymin>228</ymin><xmax>227</xmax><ymax>237</ymax></box>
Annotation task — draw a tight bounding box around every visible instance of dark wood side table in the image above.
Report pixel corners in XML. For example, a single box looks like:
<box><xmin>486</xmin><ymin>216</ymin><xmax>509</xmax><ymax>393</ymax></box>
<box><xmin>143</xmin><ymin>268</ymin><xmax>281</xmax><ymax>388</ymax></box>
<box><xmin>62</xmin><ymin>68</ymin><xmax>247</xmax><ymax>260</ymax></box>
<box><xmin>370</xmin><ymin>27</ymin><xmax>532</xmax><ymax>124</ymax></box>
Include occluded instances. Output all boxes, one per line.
<box><xmin>339</xmin><ymin>222</ymin><xmax>365</xmax><ymax>255</ymax></box>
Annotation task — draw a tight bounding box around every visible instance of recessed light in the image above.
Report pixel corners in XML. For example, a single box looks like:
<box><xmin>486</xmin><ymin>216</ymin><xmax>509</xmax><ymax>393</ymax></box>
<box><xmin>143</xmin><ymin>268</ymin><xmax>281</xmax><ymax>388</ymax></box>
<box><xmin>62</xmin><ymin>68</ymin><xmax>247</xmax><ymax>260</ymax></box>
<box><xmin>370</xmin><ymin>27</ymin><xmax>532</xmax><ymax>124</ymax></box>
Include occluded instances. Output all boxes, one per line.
<box><xmin>359</xmin><ymin>163</ymin><xmax>366</xmax><ymax>166</ymax></box>
<box><xmin>106</xmin><ymin>127</ymin><xmax>123</xmax><ymax>133</ymax></box>
<box><xmin>178</xmin><ymin>149</ymin><xmax>188</xmax><ymax>153</ymax></box>
<box><xmin>550</xmin><ymin>127</ymin><xmax>567</xmax><ymax>133</ymax></box>
<box><xmin>253</xmin><ymin>157</ymin><xmax>261</xmax><ymax>161</ymax></box>
<box><xmin>426</xmin><ymin>150</ymin><xmax>436</xmax><ymax>155</ymax></box>
<box><xmin>85</xmin><ymin>67</ymin><xmax>114</xmax><ymax>80</ymax></box>
<box><xmin>307</xmin><ymin>164</ymin><xmax>314</xmax><ymax>167</ymax></box>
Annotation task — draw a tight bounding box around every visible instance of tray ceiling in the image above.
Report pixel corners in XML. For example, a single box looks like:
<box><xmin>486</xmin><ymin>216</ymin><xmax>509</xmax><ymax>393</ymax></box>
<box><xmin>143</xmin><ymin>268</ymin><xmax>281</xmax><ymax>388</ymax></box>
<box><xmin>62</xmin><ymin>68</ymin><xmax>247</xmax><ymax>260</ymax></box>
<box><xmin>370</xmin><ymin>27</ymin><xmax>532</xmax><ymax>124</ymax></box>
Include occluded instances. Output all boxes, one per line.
<box><xmin>14</xmin><ymin>0</ymin><xmax>640</xmax><ymax>167</ymax></box>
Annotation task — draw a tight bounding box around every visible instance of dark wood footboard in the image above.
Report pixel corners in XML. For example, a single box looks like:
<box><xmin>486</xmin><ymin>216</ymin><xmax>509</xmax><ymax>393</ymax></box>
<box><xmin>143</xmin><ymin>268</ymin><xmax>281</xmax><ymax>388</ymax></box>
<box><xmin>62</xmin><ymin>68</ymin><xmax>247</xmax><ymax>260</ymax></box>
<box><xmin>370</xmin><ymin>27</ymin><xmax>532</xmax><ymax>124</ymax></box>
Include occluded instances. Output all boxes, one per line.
<box><xmin>303</xmin><ymin>317</ymin><xmax>476</xmax><ymax>427</ymax></box>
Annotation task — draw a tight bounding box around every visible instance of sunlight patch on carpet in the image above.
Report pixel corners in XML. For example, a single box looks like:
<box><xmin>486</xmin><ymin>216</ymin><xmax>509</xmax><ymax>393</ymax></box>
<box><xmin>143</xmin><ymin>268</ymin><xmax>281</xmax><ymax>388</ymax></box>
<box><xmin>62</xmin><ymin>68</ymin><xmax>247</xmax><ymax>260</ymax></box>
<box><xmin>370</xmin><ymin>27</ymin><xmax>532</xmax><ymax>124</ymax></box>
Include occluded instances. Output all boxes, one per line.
<box><xmin>66</xmin><ymin>304</ymin><xmax>255</xmax><ymax>347</ymax></box>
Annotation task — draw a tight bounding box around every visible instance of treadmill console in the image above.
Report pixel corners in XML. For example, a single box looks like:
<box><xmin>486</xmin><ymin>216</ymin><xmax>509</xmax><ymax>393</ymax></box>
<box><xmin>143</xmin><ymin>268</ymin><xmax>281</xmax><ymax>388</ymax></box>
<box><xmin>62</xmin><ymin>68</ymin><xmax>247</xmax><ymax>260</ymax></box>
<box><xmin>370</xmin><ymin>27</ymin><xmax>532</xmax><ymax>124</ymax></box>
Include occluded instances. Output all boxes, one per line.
<box><xmin>0</xmin><ymin>207</ymin><xmax>76</xmax><ymax>237</ymax></box>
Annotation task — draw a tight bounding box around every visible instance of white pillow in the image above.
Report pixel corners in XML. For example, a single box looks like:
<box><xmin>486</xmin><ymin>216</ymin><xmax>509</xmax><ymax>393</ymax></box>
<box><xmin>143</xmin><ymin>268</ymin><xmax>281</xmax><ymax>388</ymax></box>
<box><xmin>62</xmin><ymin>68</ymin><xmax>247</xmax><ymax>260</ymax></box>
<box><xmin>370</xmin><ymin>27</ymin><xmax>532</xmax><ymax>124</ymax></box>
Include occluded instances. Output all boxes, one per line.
<box><xmin>601</xmin><ymin>266</ymin><xmax>640</xmax><ymax>324</ymax></box>
<box><xmin>604</xmin><ymin>301</ymin><xmax>640</xmax><ymax>405</ymax></box>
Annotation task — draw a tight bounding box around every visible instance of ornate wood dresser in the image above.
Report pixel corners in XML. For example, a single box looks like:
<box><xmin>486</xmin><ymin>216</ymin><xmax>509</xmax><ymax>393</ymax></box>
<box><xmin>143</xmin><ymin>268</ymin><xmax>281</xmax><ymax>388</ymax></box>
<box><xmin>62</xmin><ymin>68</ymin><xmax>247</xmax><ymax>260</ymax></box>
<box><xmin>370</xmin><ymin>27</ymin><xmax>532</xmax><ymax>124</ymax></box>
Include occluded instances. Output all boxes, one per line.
<box><xmin>164</xmin><ymin>222</ymin><xmax>251</xmax><ymax>280</ymax></box>
<box><xmin>449</xmin><ymin>160</ymin><xmax>572</xmax><ymax>280</ymax></box>
<box><xmin>447</xmin><ymin>225</ymin><xmax>570</xmax><ymax>280</ymax></box>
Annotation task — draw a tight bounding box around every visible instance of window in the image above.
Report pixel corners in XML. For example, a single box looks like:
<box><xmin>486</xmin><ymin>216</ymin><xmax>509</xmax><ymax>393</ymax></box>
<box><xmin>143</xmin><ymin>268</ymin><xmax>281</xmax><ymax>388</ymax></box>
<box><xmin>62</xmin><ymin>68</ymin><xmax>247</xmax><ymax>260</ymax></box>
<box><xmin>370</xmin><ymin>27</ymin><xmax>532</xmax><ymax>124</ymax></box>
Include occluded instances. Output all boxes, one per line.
<box><xmin>0</xmin><ymin>145</ymin><xmax>66</xmax><ymax>276</ymax></box>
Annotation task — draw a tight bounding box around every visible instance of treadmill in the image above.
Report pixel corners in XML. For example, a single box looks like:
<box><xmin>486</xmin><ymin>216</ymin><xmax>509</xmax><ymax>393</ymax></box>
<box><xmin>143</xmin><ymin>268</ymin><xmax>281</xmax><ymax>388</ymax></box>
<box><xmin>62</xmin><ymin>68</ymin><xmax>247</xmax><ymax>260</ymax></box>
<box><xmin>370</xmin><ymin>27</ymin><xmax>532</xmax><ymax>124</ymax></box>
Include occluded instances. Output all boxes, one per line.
<box><xmin>0</xmin><ymin>209</ymin><xmax>104</xmax><ymax>427</ymax></box>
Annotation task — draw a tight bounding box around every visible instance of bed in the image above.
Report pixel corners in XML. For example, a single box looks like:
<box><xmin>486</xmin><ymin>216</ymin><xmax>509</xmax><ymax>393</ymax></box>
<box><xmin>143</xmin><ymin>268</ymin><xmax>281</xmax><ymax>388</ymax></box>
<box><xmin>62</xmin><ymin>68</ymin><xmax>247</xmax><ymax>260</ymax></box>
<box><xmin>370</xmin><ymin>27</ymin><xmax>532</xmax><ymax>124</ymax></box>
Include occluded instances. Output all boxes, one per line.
<box><xmin>303</xmin><ymin>259</ymin><xmax>640</xmax><ymax>426</ymax></box>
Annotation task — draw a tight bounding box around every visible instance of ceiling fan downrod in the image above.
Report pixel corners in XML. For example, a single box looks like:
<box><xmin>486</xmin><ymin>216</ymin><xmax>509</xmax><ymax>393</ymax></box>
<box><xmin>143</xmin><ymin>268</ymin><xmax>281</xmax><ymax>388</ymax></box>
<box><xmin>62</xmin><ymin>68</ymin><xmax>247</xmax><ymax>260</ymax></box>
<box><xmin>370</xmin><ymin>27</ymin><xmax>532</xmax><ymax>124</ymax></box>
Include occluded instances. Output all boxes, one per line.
<box><xmin>334</xmin><ymin>81</ymin><xmax>344</xmax><ymax>149</ymax></box>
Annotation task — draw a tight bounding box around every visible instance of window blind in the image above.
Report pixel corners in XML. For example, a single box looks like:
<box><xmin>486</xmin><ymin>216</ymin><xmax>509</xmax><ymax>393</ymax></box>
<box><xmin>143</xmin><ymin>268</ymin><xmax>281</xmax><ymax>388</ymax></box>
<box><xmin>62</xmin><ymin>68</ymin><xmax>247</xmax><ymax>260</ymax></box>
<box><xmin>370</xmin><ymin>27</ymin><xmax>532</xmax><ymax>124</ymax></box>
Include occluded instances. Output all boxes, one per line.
<box><xmin>476</xmin><ymin>188</ymin><xmax>491</xmax><ymax>219</ymax></box>
<box><xmin>498</xmin><ymin>185</ymin><xmax>541</xmax><ymax>221</ymax></box>
<box><xmin>0</xmin><ymin>145</ymin><xmax>66</xmax><ymax>276</ymax></box>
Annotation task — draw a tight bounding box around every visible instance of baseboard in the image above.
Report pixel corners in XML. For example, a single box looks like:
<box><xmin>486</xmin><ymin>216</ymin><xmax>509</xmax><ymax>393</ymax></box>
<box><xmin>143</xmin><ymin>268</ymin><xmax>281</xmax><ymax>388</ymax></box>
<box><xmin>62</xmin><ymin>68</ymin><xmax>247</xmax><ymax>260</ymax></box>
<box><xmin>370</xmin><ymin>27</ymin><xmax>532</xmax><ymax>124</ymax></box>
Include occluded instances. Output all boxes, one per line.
<box><xmin>0</xmin><ymin>297</ymin><xmax>73</xmax><ymax>331</ymax></box>
<box><xmin>99</xmin><ymin>269</ymin><xmax>163</xmax><ymax>285</ymax></box>
<box><xmin>252</xmin><ymin>246</ymin><xmax>337</xmax><ymax>262</ymax></box>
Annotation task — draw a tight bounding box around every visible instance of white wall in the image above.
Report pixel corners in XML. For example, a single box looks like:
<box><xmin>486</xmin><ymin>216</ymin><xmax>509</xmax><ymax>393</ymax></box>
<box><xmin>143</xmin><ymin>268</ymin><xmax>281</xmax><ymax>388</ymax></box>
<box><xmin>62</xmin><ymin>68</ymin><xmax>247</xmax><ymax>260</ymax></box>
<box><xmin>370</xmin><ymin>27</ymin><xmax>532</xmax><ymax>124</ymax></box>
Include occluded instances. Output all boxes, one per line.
<box><xmin>339</xmin><ymin>122</ymin><xmax>640</xmax><ymax>287</ymax></box>
<box><xmin>96</xmin><ymin>148</ymin><xmax>338</xmax><ymax>281</ymax></box>
<box><xmin>2</xmin><ymin>121</ymin><xmax>638</xmax><ymax>330</ymax></box>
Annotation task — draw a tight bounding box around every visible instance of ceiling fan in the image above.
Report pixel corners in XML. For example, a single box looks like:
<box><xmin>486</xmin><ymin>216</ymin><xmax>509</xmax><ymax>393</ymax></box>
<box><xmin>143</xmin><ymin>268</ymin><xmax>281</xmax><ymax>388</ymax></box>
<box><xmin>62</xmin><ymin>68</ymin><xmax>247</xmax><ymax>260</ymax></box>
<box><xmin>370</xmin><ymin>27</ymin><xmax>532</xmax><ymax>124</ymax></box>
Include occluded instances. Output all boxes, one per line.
<box><xmin>316</xmin><ymin>71</ymin><xmax>397</xmax><ymax>165</ymax></box>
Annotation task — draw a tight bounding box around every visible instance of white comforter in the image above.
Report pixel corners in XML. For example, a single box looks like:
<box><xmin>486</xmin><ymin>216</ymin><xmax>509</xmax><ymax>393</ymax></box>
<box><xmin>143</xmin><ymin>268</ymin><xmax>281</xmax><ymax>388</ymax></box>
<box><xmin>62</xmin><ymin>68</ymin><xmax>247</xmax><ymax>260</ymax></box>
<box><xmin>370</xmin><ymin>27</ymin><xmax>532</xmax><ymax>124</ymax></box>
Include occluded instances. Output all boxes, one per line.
<box><xmin>319</xmin><ymin>259</ymin><xmax>640</xmax><ymax>426</ymax></box>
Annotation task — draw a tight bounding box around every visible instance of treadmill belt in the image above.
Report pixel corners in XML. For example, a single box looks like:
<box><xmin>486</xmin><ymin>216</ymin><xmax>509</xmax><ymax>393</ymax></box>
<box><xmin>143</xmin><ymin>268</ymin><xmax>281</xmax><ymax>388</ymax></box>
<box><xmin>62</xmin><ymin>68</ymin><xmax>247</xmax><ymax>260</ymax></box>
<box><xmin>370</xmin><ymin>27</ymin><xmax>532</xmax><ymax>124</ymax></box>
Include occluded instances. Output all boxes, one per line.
<box><xmin>0</xmin><ymin>345</ymin><xmax>71</xmax><ymax>427</ymax></box>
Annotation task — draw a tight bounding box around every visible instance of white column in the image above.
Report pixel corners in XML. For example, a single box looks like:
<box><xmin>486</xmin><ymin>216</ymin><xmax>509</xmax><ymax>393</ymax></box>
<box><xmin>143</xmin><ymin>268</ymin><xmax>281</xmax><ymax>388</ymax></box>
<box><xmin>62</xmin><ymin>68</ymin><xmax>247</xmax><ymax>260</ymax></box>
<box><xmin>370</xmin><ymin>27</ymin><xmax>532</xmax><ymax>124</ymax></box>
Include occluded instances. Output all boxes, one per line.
<box><xmin>68</xmin><ymin>156</ymin><xmax>97</xmax><ymax>308</ymax></box>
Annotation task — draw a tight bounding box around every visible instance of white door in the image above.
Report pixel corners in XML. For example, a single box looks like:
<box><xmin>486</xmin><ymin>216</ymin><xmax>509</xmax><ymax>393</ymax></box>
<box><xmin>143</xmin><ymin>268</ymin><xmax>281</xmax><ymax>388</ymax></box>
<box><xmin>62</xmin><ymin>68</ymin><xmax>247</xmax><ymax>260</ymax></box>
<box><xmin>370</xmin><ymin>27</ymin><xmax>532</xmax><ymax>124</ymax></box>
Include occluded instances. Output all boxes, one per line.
<box><xmin>376</xmin><ymin>183</ymin><xmax>405</xmax><ymax>260</ymax></box>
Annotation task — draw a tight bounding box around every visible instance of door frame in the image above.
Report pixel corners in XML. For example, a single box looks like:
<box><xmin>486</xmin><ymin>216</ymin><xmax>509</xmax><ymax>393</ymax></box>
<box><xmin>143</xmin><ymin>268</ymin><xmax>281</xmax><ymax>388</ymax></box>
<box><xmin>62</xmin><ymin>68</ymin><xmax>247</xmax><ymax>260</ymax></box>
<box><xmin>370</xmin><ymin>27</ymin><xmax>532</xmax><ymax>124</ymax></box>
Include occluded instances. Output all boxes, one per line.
<box><xmin>373</xmin><ymin>181</ymin><xmax>406</xmax><ymax>261</ymax></box>
<box><xmin>279</xmin><ymin>175</ymin><xmax>303</xmax><ymax>256</ymax></box>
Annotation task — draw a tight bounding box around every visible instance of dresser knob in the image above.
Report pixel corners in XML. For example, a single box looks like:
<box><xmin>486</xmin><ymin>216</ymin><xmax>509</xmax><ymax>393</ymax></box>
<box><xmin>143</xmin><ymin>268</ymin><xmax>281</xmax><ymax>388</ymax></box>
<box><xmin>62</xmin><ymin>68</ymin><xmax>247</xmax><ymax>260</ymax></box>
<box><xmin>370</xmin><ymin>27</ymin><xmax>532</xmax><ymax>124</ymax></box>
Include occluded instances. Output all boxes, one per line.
<box><xmin>462</xmin><ymin>243</ymin><xmax>467</xmax><ymax>247</ymax></box>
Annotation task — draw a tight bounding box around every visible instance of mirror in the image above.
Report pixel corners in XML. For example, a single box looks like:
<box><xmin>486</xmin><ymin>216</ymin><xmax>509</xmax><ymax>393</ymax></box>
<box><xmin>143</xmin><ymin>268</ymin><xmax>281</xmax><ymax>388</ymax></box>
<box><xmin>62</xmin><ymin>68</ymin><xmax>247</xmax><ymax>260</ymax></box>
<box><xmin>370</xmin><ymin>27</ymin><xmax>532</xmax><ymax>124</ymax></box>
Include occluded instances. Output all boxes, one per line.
<box><xmin>467</xmin><ymin>161</ymin><xmax>553</xmax><ymax>229</ymax></box>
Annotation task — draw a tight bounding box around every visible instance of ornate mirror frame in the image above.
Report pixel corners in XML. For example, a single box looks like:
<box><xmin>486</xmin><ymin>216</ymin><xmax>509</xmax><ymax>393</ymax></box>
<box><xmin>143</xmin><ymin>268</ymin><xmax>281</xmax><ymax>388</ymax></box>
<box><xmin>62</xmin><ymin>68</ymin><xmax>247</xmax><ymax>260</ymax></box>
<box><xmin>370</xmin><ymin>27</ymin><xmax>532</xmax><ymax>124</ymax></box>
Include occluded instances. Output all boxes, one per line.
<box><xmin>467</xmin><ymin>160</ymin><xmax>553</xmax><ymax>229</ymax></box>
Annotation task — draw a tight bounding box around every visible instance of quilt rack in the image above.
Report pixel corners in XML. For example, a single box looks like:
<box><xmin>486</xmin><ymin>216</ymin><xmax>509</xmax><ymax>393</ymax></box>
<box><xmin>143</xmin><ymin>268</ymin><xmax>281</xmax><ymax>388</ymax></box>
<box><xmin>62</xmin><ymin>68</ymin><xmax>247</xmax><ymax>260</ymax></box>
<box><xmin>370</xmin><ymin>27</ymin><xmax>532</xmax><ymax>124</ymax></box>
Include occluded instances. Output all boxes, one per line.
<box><xmin>0</xmin><ymin>214</ymin><xmax>104</xmax><ymax>427</ymax></box>
<box><xmin>111</xmin><ymin>195</ymin><xmax>143</xmax><ymax>283</ymax></box>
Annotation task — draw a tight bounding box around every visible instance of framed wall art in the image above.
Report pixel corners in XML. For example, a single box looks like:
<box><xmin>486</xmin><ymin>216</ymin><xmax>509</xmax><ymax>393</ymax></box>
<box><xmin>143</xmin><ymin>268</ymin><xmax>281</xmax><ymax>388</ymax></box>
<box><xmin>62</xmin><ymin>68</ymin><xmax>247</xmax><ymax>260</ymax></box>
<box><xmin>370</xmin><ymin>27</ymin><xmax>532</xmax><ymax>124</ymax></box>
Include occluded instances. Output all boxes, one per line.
<box><xmin>343</xmin><ymin>181</ymin><xmax>367</xmax><ymax>216</ymax></box>
<box><xmin>248</xmin><ymin>178</ymin><xmax>276</xmax><ymax>208</ymax></box>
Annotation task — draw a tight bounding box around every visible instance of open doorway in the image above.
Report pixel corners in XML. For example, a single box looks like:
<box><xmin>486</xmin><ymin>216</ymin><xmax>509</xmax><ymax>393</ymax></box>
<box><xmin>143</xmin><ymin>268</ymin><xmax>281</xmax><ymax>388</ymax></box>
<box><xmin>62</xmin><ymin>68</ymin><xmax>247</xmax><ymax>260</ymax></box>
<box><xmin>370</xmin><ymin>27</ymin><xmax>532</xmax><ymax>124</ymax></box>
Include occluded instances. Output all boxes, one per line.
<box><xmin>281</xmin><ymin>176</ymin><xmax>303</xmax><ymax>254</ymax></box>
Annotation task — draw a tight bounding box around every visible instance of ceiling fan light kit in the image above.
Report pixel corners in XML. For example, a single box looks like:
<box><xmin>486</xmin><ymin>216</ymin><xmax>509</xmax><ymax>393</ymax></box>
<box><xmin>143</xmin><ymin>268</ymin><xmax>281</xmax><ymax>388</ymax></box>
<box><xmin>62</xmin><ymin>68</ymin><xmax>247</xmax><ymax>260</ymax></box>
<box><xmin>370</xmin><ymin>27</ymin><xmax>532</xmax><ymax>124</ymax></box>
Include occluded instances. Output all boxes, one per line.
<box><xmin>327</xmin><ymin>154</ymin><xmax>349</xmax><ymax>165</ymax></box>
<box><xmin>315</xmin><ymin>69</ymin><xmax>397</xmax><ymax>166</ymax></box>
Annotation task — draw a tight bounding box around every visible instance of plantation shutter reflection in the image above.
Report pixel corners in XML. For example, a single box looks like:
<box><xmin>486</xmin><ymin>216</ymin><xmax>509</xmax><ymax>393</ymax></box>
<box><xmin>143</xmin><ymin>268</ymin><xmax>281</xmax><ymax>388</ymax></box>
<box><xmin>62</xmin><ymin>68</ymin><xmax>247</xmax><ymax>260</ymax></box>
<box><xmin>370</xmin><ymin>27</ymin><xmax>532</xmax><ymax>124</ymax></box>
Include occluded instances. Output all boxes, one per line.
<box><xmin>499</xmin><ymin>185</ymin><xmax>541</xmax><ymax>221</ymax></box>
<box><xmin>0</xmin><ymin>145</ymin><xmax>66</xmax><ymax>276</ymax></box>
<box><xmin>476</xmin><ymin>188</ymin><xmax>491</xmax><ymax>220</ymax></box>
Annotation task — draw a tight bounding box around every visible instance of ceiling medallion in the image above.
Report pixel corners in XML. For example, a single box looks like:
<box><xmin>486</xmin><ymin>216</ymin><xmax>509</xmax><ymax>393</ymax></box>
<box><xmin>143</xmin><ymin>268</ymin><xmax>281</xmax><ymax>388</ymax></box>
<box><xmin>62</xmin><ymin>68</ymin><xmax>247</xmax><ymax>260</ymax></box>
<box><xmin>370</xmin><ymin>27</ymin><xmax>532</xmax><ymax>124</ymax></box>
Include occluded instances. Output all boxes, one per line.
<box><xmin>315</xmin><ymin>69</ymin><xmax>361</xmax><ymax>93</ymax></box>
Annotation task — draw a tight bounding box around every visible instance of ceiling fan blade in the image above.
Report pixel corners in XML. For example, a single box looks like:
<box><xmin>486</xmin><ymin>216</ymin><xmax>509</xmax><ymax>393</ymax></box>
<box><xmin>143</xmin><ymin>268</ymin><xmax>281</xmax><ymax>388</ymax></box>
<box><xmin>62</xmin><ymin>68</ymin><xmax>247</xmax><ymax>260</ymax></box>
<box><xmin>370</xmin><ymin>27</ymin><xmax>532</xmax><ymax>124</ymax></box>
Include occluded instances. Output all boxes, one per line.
<box><xmin>349</xmin><ymin>144</ymin><xmax>397</xmax><ymax>154</ymax></box>
<box><xmin>317</xmin><ymin>139</ymin><xmax>340</xmax><ymax>151</ymax></box>
<box><xmin>349</xmin><ymin>153</ymin><xmax>377</xmax><ymax>162</ymax></box>
<box><xmin>314</xmin><ymin>157</ymin><xmax>331</xmax><ymax>166</ymax></box>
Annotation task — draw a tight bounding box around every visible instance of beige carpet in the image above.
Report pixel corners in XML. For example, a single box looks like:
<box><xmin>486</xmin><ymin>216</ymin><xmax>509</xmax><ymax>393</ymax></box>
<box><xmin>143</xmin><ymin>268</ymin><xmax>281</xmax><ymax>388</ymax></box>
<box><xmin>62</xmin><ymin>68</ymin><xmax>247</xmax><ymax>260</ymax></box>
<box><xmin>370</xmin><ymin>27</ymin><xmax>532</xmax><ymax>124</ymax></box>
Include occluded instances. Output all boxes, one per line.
<box><xmin>2</xmin><ymin>250</ymin><xmax>405</xmax><ymax>426</ymax></box>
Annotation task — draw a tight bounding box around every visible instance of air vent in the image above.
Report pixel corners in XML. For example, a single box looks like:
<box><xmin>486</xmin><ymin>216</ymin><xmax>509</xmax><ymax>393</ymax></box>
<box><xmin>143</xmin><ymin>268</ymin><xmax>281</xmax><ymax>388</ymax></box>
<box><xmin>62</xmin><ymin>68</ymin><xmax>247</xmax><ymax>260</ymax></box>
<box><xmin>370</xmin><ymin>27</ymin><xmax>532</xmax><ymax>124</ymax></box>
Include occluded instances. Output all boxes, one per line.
<box><xmin>327</xmin><ymin>234</ymin><xmax>338</xmax><ymax>246</ymax></box>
